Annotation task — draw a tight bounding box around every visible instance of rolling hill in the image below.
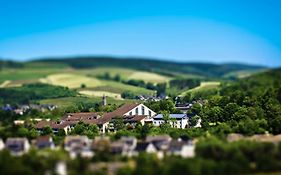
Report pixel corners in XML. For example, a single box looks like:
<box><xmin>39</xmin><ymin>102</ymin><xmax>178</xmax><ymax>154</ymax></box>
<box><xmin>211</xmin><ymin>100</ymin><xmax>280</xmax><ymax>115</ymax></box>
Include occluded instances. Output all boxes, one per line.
<box><xmin>0</xmin><ymin>57</ymin><xmax>267</xmax><ymax>103</ymax></box>
<box><xmin>28</xmin><ymin>56</ymin><xmax>266</xmax><ymax>78</ymax></box>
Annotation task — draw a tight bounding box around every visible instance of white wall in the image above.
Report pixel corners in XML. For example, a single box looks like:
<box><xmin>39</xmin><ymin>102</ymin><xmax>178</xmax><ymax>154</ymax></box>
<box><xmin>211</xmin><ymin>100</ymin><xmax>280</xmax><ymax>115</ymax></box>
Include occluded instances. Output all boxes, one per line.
<box><xmin>124</xmin><ymin>104</ymin><xmax>156</xmax><ymax>117</ymax></box>
<box><xmin>153</xmin><ymin>118</ymin><xmax>189</xmax><ymax>129</ymax></box>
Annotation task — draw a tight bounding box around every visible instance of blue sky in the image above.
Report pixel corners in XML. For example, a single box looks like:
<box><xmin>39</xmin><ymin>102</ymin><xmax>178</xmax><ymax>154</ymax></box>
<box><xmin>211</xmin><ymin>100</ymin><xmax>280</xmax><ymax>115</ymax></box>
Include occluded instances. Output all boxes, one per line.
<box><xmin>0</xmin><ymin>0</ymin><xmax>281</xmax><ymax>66</ymax></box>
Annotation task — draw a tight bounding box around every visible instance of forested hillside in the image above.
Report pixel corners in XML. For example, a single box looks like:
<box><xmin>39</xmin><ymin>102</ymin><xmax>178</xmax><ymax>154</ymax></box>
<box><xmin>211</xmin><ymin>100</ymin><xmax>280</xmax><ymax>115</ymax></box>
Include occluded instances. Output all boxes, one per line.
<box><xmin>196</xmin><ymin>68</ymin><xmax>281</xmax><ymax>135</ymax></box>
<box><xmin>31</xmin><ymin>56</ymin><xmax>265</xmax><ymax>78</ymax></box>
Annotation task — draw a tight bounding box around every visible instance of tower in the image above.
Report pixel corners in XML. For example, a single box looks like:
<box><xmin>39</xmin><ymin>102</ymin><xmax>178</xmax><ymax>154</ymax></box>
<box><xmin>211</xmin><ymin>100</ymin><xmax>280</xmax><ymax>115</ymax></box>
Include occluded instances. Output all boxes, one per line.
<box><xmin>102</xmin><ymin>94</ymin><xmax>107</xmax><ymax>106</ymax></box>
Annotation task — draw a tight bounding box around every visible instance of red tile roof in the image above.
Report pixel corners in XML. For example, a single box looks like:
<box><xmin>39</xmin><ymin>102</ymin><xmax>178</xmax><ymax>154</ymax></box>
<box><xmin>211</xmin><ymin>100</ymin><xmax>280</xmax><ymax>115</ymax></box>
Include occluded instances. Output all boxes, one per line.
<box><xmin>35</xmin><ymin>120</ymin><xmax>73</xmax><ymax>129</ymax></box>
<box><xmin>62</xmin><ymin>112</ymin><xmax>100</xmax><ymax>121</ymax></box>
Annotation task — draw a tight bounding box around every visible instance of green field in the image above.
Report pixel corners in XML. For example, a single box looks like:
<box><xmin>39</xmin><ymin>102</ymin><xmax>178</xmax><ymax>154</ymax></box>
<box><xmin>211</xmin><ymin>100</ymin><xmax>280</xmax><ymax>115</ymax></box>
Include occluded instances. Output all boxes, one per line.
<box><xmin>79</xmin><ymin>90</ymin><xmax>122</xmax><ymax>100</ymax></box>
<box><xmin>180</xmin><ymin>81</ymin><xmax>221</xmax><ymax>97</ymax></box>
<box><xmin>76</xmin><ymin>67</ymin><xmax>171</xmax><ymax>83</ymax></box>
<box><xmin>0</xmin><ymin>68</ymin><xmax>65</xmax><ymax>85</ymax></box>
<box><xmin>39</xmin><ymin>73</ymin><xmax>154</xmax><ymax>97</ymax></box>
<box><xmin>40</xmin><ymin>96</ymin><xmax>137</xmax><ymax>108</ymax></box>
<box><xmin>1</xmin><ymin>66</ymin><xmax>156</xmax><ymax>100</ymax></box>
<box><xmin>40</xmin><ymin>73</ymin><xmax>103</xmax><ymax>88</ymax></box>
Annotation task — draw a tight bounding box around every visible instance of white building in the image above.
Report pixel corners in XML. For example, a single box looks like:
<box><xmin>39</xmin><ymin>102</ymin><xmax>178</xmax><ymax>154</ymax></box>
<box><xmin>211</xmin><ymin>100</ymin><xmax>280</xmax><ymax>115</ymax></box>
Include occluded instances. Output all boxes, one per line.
<box><xmin>5</xmin><ymin>138</ymin><xmax>30</xmax><ymax>156</ymax></box>
<box><xmin>0</xmin><ymin>139</ymin><xmax>4</xmax><ymax>150</ymax></box>
<box><xmin>153</xmin><ymin>114</ymin><xmax>191</xmax><ymax>129</ymax></box>
<box><xmin>64</xmin><ymin>136</ymin><xmax>93</xmax><ymax>159</ymax></box>
<box><xmin>167</xmin><ymin>140</ymin><xmax>195</xmax><ymax>158</ymax></box>
<box><xmin>100</xmin><ymin>103</ymin><xmax>156</xmax><ymax>131</ymax></box>
<box><xmin>120</xmin><ymin>103</ymin><xmax>156</xmax><ymax>117</ymax></box>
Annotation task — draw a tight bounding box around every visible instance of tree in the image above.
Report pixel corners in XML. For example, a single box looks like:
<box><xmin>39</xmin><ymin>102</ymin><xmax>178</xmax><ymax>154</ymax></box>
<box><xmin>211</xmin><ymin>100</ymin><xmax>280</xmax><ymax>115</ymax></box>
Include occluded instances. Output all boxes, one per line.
<box><xmin>114</xmin><ymin>74</ymin><xmax>121</xmax><ymax>82</ymax></box>
<box><xmin>29</xmin><ymin>128</ymin><xmax>39</xmax><ymax>139</ymax></box>
<box><xmin>188</xmin><ymin>115</ymin><xmax>200</xmax><ymax>128</ymax></box>
<box><xmin>140</xmin><ymin>124</ymin><xmax>150</xmax><ymax>139</ymax></box>
<box><xmin>113</xmin><ymin>118</ymin><xmax>125</xmax><ymax>131</ymax></box>
<box><xmin>156</xmin><ymin>83</ymin><xmax>166</xmax><ymax>96</ymax></box>
<box><xmin>17</xmin><ymin>127</ymin><xmax>29</xmax><ymax>137</ymax></box>
<box><xmin>72</xmin><ymin>121</ymin><xmax>87</xmax><ymax>135</ymax></box>
<box><xmin>160</xmin><ymin>111</ymin><xmax>171</xmax><ymax>132</ymax></box>
<box><xmin>270</xmin><ymin>115</ymin><xmax>281</xmax><ymax>134</ymax></box>
<box><xmin>80</xmin><ymin>83</ymin><xmax>86</xmax><ymax>88</ymax></box>
<box><xmin>42</xmin><ymin>126</ymin><xmax>53</xmax><ymax>135</ymax></box>
<box><xmin>57</xmin><ymin>128</ymin><xmax>66</xmax><ymax>136</ymax></box>
<box><xmin>188</xmin><ymin>103</ymin><xmax>202</xmax><ymax>115</ymax></box>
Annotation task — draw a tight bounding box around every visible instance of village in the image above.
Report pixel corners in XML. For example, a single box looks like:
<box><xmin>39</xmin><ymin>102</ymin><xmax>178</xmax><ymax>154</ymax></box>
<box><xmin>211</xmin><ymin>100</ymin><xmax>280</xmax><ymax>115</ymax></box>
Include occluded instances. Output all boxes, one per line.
<box><xmin>1</xmin><ymin>97</ymin><xmax>281</xmax><ymax>161</ymax></box>
<box><xmin>0</xmin><ymin>94</ymin><xmax>201</xmax><ymax>155</ymax></box>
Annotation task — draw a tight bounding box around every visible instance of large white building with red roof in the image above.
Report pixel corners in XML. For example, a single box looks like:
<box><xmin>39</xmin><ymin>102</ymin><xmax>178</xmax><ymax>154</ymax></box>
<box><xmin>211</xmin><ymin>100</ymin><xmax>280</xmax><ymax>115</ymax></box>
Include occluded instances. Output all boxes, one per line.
<box><xmin>35</xmin><ymin>103</ymin><xmax>156</xmax><ymax>134</ymax></box>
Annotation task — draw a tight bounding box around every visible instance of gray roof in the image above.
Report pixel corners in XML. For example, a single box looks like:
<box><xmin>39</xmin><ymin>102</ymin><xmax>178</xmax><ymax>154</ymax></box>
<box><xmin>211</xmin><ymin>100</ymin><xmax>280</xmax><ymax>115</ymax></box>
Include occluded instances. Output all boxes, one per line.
<box><xmin>154</xmin><ymin>114</ymin><xmax>188</xmax><ymax>119</ymax></box>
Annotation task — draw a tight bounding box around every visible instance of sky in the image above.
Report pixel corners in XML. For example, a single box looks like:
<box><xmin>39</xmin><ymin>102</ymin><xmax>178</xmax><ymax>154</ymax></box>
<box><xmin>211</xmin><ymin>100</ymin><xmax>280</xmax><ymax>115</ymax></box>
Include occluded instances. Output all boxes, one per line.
<box><xmin>0</xmin><ymin>0</ymin><xmax>281</xmax><ymax>66</ymax></box>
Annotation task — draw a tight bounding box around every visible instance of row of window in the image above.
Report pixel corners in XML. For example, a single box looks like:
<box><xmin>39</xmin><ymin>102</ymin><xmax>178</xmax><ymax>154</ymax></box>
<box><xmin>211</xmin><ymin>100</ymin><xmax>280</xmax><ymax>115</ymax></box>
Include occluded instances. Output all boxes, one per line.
<box><xmin>129</xmin><ymin>106</ymin><xmax>152</xmax><ymax>116</ymax></box>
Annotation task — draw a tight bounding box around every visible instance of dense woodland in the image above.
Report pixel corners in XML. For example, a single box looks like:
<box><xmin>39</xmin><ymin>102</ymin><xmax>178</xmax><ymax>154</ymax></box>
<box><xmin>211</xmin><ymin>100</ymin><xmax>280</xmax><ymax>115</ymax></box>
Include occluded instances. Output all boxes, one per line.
<box><xmin>0</xmin><ymin>83</ymin><xmax>77</xmax><ymax>105</ymax></box>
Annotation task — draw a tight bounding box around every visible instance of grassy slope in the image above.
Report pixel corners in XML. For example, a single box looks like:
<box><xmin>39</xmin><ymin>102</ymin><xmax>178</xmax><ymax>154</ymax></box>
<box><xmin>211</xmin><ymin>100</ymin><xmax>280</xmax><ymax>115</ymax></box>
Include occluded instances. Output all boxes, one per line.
<box><xmin>75</xmin><ymin>67</ymin><xmax>171</xmax><ymax>83</ymax></box>
<box><xmin>39</xmin><ymin>96</ymin><xmax>137</xmax><ymax>108</ymax></box>
<box><xmin>33</xmin><ymin>57</ymin><xmax>265</xmax><ymax>78</ymax></box>
<box><xmin>40</xmin><ymin>73</ymin><xmax>103</xmax><ymax>88</ymax></box>
<box><xmin>1</xmin><ymin>66</ymin><xmax>156</xmax><ymax>100</ymax></box>
<box><xmin>179</xmin><ymin>81</ymin><xmax>221</xmax><ymax>97</ymax></box>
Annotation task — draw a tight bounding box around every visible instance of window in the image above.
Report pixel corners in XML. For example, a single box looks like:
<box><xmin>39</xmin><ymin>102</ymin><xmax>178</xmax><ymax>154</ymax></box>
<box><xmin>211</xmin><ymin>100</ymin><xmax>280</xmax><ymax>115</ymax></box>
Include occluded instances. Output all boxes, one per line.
<box><xmin>149</xmin><ymin>110</ymin><xmax>151</xmax><ymax>117</ymax></box>
<box><xmin>142</xmin><ymin>106</ymin><xmax>145</xmax><ymax>115</ymax></box>
<box><xmin>135</xmin><ymin>108</ymin><xmax>138</xmax><ymax>115</ymax></box>
<box><xmin>129</xmin><ymin>112</ymin><xmax>132</xmax><ymax>115</ymax></box>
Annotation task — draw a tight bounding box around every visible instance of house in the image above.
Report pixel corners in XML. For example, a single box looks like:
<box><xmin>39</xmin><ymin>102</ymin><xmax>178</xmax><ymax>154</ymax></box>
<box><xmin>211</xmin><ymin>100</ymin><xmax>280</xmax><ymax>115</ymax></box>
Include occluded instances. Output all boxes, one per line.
<box><xmin>109</xmin><ymin>136</ymin><xmax>137</xmax><ymax>157</ymax></box>
<box><xmin>1</xmin><ymin>104</ymin><xmax>13</xmax><ymax>111</ymax></box>
<box><xmin>64</xmin><ymin>136</ymin><xmax>93</xmax><ymax>158</ymax></box>
<box><xmin>96</xmin><ymin>103</ymin><xmax>156</xmax><ymax>132</ymax></box>
<box><xmin>106</xmin><ymin>103</ymin><xmax>156</xmax><ymax>119</ymax></box>
<box><xmin>5</xmin><ymin>138</ymin><xmax>30</xmax><ymax>156</ymax></box>
<box><xmin>35</xmin><ymin>136</ymin><xmax>55</xmax><ymax>149</ymax></box>
<box><xmin>146</xmin><ymin>135</ymin><xmax>172</xmax><ymax>151</ymax></box>
<box><xmin>175</xmin><ymin>103</ymin><xmax>193</xmax><ymax>113</ymax></box>
<box><xmin>153</xmin><ymin>114</ymin><xmax>193</xmax><ymax>129</ymax></box>
<box><xmin>35</xmin><ymin>120</ymin><xmax>72</xmax><ymax>134</ymax></box>
<box><xmin>120</xmin><ymin>136</ymin><xmax>137</xmax><ymax>151</ymax></box>
<box><xmin>134</xmin><ymin>142</ymin><xmax>157</xmax><ymax>154</ymax></box>
<box><xmin>34</xmin><ymin>103</ymin><xmax>156</xmax><ymax>134</ymax></box>
<box><xmin>133</xmin><ymin>141</ymin><xmax>165</xmax><ymax>159</ymax></box>
<box><xmin>110</xmin><ymin>141</ymin><xmax>125</xmax><ymax>155</ymax></box>
<box><xmin>0</xmin><ymin>138</ymin><xmax>4</xmax><ymax>150</ymax></box>
<box><xmin>91</xmin><ymin>136</ymin><xmax>111</xmax><ymax>153</ymax></box>
<box><xmin>167</xmin><ymin>140</ymin><xmax>195</xmax><ymax>158</ymax></box>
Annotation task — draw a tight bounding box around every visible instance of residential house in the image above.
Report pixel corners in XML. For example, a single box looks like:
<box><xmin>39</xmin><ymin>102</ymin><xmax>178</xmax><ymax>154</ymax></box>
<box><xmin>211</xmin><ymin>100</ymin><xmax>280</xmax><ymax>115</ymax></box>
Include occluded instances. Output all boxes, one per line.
<box><xmin>35</xmin><ymin>136</ymin><xmax>55</xmax><ymax>149</ymax></box>
<box><xmin>35</xmin><ymin>120</ymin><xmax>72</xmax><ymax>134</ymax></box>
<box><xmin>5</xmin><ymin>138</ymin><xmax>30</xmax><ymax>156</ymax></box>
<box><xmin>175</xmin><ymin>103</ymin><xmax>193</xmax><ymax>113</ymax></box>
<box><xmin>64</xmin><ymin>136</ymin><xmax>93</xmax><ymax>158</ymax></box>
<box><xmin>153</xmin><ymin>114</ymin><xmax>192</xmax><ymax>129</ymax></box>
<box><xmin>134</xmin><ymin>142</ymin><xmax>157</xmax><ymax>155</ymax></box>
<box><xmin>0</xmin><ymin>138</ymin><xmax>4</xmax><ymax>151</ymax></box>
<box><xmin>34</xmin><ymin>103</ymin><xmax>156</xmax><ymax>134</ymax></box>
<box><xmin>96</xmin><ymin>103</ymin><xmax>156</xmax><ymax>132</ymax></box>
<box><xmin>109</xmin><ymin>136</ymin><xmax>137</xmax><ymax>157</ymax></box>
<box><xmin>167</xmin><ymin>139</ymin><xmax>195</xmax><ymax>158</ymax></box>
<box><xmin>146</xmin><ymin>135</ymin><xmax>172</xmax><ymax>151</ymax></box>
<box><xmin>91</xmin><ymin>136</ymin><xmax>111</xmax><ymax>153</ymax></box>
